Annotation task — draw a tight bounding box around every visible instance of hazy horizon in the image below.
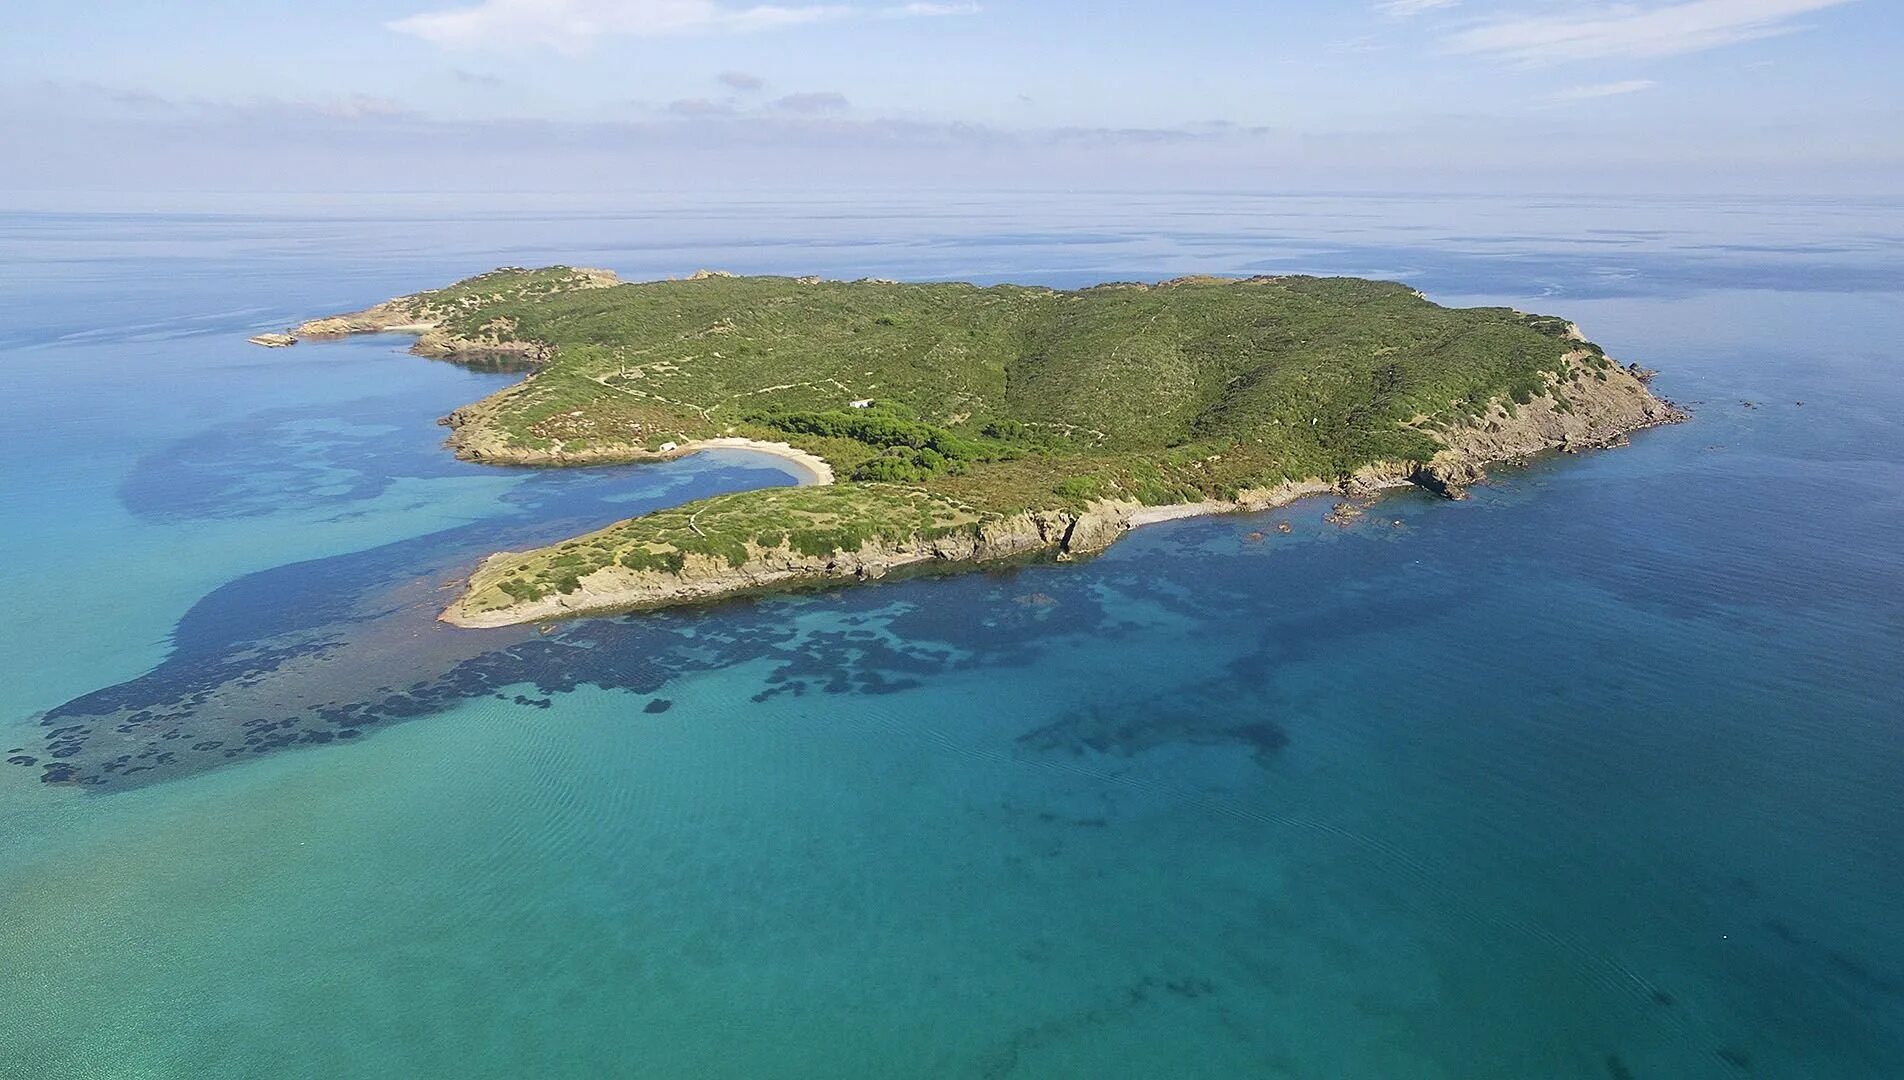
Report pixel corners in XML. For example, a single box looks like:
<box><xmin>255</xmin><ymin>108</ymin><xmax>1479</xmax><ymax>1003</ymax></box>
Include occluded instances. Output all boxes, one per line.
<box><xmin>6</xmin><ymin>0</ymin><xmax>1899</xmax><ymax>196</ymax></box>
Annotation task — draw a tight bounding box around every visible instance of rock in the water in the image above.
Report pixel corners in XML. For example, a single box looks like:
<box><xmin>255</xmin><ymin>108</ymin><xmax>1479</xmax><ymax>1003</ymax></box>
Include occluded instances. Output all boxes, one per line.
<box><xmin>1325</xmin><ymin>502</ymin><xmax>1365</xmax><ymax>527</ymax></box>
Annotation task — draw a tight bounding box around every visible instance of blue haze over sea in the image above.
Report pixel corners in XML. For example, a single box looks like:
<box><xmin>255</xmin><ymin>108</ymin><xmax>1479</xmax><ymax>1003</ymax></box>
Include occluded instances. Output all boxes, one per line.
<box><xmin>1</xmin><ymin>192</ymin><xmax>1901</xmax><ymax>1077</ymax></box>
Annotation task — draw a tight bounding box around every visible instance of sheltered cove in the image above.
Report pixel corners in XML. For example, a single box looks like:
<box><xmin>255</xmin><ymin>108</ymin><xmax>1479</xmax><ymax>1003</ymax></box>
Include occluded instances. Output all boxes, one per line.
<box><xmin>267</xmin><ymin>266</ymin><xmax>1684</xmax><ymax>625</ymax></box>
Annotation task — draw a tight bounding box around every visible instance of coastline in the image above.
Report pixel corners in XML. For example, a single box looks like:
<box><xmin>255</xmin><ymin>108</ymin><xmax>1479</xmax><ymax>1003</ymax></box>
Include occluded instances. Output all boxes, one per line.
<box><xmin>268</xmin><ymin>270</ymin><xmax>1685</xmax><ymax>628</ymax></box>
<box><xmin>1125</xmin><ymin>500</ymin><xmax>1236</xmax><ymax>528</ymax></box>
<box><xmin>438</xmin><ymin>480</ymin><xmax>1358</xmax><ymax>628</ymax></box>
<box><xmin>439</xmin><ymin>364</ymin><xmax>1685</xmax><ymax>628</ymax></box>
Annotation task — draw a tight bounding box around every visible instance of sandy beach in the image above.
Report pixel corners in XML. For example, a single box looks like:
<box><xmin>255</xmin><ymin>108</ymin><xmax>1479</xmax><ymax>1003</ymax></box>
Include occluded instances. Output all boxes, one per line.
<box><xmin>681</xmin><ymin>437</ymin><xmax>835</xmax><ymax>485</ymax></box>
<box><xmin>1125</xmin><ymin>500</ymin><xmax>1237</xmax><ymax>528</ymax></box>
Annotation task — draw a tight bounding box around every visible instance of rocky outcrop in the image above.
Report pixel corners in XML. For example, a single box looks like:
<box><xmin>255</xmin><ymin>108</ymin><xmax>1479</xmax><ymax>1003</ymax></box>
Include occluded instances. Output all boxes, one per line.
<box><xmin>1324</xmin><ymin>502</ymin><xmax>1366</xmax><ymax>527</ymax></box>
<box><xmin>1412</xmin><ymin>355</ymin><xmax>1685</xmax><ymax>497</ymax></box>
<box><xmin>285</xmin><ymin>267</ymin><xmax>620</xmax><ymax>363</ymax></box>
<box><xmin>246</xmin><ymin>332</ymin><xmax>295</xmax><ymax>348</ymax></box>
<box><xmin>1236</xmin><ymin>479</ymin><xmax>1338</xmax><ymax>510</ymax></box>
<box><xmin>291</xmin><ymin>292</ymin><xmax>448</xmax><ymax>339</ymax></box>
<box><xmin>295</xmin><ymin>304</ymin><xmax>553</xmax><ymax>365</ymax></box>
<box><xmin>1058</xmin><ymin>501</ymin><xmax>1140</xmax><ymax>556</ymax></box>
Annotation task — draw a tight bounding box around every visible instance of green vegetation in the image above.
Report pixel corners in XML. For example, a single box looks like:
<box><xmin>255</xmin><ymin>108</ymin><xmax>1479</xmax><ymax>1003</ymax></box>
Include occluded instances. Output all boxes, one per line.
<box><xmin>748</xmin><ymin>401</ymin><xmax>1035</xmax><ymax>482</ymax></box>
<box><xmin>460</xmin><ymin>485</ymin><xmax>980</xmax><ymax>614</ymax></box>
<box><xmin>387</xmin><ymin>268</ymin><xmax>1615</xmax><ymax>607</ymax></box>
<box><xmin>418</xmin><ymin>271</ymin><xmax>1592</xmax><ymax>496</ymax></box>
<box><xmin>400</xmin><ymin>265</ymin><xmax>621</xmax><ymax>323</ymax></box>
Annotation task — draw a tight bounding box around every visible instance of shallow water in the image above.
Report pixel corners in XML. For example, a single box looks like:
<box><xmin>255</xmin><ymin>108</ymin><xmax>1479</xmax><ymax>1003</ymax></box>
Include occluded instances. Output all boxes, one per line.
<box><xmin>2</xmin><ymin>193</ymin><xmax>1901</xmax><ymax>1078</ymax></box>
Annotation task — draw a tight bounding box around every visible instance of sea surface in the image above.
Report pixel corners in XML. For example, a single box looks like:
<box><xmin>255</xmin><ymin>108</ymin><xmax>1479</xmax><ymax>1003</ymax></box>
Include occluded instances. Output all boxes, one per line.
<box><xmin>2</xmin><ymin>192</ymin><xmax>1900</xmax><ymax>1078</ymax></box>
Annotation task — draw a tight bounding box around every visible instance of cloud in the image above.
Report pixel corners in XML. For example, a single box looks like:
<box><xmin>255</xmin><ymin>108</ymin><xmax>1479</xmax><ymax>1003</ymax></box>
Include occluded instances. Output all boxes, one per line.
<box><xmin>1446</xmin><ymin>0</ymin><xmax>1854</xmax><ymax>63</ymax></box>
<box><xmin>44</xmin><ymin>83</ymin><xmax>419</xmax><ymax>124</ymax></box>
<box><xmin>451</xmin><ymin>68</ymin><xmax>506</xmax><ymax>87</ymax></box>
<box><xmin>1552</xmin><ymin>78</ymin><xmax>1658</xmax><ymax>101</ymax></box>
<box><xmin>669</xmin><ymin>97</ymin><xmax>737</xmax><ymax>116</ymax></box>
<box><xmin>1376</xmin><ymin>0</ymin><xmax>1456</xmax><ymax>16</ymax></box>
<box><xmin>53</xmin><ymin>82</ymin><xmax>180</xmax><ymax>110</ymax></box>
<box><xmin>392</xmin><ymin>0</ymin><xmax>845</xmax><ymax>50</ymax></box>
<box><xmin>771</xmin><ymin>91</ymin><xmax>849</xmax><ymax>112</ymax></box>
<box><xmin>13</xmin><ymin>78</ymin><xmax>1901</xmax><ymax>197</ymax></box>
<box><xmin>718</xmin><ymin>70</ymin><xmax>764</xmax><ymax>91</ymax></box>
<box><xmin>391</xmin><ymin>0</ymin><xmax>973</xmax><ymax>51</ymax></box>
<box><xmin>307</xmin><ymin>95</ymin><xmax>412</xmax><ymax>119</ymax></box>
<box><xmin>25</xmin><ymin>81</ymin><xmax>1264</xmax><ymax>158</ymax></box>
<box><xmin>886</xmin><ymin>1</ymin><xmax>979</xmax><ymax>14</ymax></box>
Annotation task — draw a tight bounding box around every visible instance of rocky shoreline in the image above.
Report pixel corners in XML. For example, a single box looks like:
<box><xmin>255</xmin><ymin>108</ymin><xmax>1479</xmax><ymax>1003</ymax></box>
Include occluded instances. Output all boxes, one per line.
<box><xmin>441</xmin><ymin>356</ymin><xmax>1683</xmax><ymax>627</ymax></box>
<box><xmin>252</xmin><ymin>265</ymin><xmax>623</xmax><ymax>366</ymax></box>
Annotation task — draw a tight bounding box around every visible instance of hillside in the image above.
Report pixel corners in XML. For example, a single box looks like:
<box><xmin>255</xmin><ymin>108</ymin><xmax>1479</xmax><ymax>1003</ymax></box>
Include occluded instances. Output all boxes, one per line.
<box><xmin>282</xmin><ymin>267</ymin><xmax>1682</xmax><ymax>624</ymax></box>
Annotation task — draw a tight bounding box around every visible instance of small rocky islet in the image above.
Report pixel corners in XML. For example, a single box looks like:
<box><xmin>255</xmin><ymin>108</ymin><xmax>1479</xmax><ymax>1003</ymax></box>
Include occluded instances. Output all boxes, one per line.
<box><xmin>271</xmin><ymin>265</ymin><xmax>1684</xmax><ymax>625</ymax></box>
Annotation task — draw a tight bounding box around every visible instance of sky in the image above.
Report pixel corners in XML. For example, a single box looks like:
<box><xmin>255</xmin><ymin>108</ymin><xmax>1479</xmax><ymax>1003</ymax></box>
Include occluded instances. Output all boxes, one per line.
<box><xmin>3</xmin><ymin>0</ymin><xmax>1899</xmax><ymax>195</ymax></box>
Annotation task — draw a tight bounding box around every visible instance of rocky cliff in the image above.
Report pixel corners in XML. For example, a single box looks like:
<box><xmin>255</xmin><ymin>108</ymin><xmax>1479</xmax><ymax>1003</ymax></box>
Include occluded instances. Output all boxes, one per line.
<box><xmin>1414</xmin><ymin>344</ymin><xmax>1685</xmax><ymax>495</ymax></box>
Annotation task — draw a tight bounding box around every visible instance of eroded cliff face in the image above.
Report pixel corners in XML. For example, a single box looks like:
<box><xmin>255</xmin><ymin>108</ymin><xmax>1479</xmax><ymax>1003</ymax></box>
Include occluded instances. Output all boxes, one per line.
<box><xmin>1414</xmin><ymin>352</ymin><xmax>1685</xmax><ymax>495</ymax></box>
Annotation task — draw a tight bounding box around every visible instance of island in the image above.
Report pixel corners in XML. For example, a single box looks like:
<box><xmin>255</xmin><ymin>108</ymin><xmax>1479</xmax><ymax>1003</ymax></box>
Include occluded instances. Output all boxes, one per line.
<box><xmin>274</xmin><ymin>266</ymin><xmax>1683</xmax><ymax>626</ymax></box>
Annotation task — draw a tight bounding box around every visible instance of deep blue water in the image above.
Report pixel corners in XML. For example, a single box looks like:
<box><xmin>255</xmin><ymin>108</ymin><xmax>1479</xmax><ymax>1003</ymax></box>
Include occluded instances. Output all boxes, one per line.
<box><xmin>1</xmin><ymin>193</ymin><xmax>1901</xmax><ymax>1078</ymax></box>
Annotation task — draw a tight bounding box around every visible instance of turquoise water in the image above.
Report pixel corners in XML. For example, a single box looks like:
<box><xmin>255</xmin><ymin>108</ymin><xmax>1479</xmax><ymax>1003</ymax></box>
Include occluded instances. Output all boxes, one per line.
<box><xmin>2</xmin><ymin>194</ymin><xmax>1901</xmax><ymax>1077</ymax></box>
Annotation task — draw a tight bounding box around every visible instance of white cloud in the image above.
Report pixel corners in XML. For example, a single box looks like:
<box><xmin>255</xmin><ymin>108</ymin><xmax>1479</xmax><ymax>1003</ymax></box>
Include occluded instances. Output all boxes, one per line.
<box><xmin>1376</xmin><ymin>0</ymin><xmax>1457</xmax><ymax>16</ymax></box>
<box><xmin>1552</xmin><ymin>78</ymin><xmax>1658</xmax><ymax>101</ymax></box>
<box><xmin>887</xmin><ymin>2</ymin><xmax>980</xmax><ymax>14</ymax></box>
<box><xmin>669</xmin><ymin>97</ymin><xmax>737</xmax><ymax>116</ymax></box>
<box><xmin>771</xmin><ymin>91</ymin><xmax>850</xmax><ymax>112</ymax></box>
<box><xmin>450</xmin><ymin>68</ymin><xmax>506</xmax><ymax>87</ymax></box>
<box><xmin>308</xmin><ymin>95</ymin><xmax>413</xmax><ymax>119</ymax></box>
<box><xmin>1447</xmin><ymin>0</ymin><xmax>1854</xmax><ymax>63</ymax></box>
<box><xmin>15</xmin><ymin>78</ymin><xmax>1901</xmax><ymax>197</ymax></box>
<box><xmin>391</xmin><ymin>0</ymin><xmax>973</xmax><ymax>51</ymax></box>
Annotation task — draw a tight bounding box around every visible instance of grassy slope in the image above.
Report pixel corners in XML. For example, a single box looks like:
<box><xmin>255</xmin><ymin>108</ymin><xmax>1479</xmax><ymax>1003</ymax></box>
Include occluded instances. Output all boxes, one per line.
<box><xmin>393</xmin><ymin>265</ymin><xmax>620</xmax><ymax>322</ymax></box>
<box><xmin>411</xmin><ymin>270</ymin><xmax>1614</xmax><ymax>606</ymax></box>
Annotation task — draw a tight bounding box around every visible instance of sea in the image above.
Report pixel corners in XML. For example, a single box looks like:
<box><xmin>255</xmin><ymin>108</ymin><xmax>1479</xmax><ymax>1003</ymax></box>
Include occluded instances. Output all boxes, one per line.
<box><xmin>1</xmin><ymin>191</ymin><xmax>1900</xmax><ymax>1078</ymax></box>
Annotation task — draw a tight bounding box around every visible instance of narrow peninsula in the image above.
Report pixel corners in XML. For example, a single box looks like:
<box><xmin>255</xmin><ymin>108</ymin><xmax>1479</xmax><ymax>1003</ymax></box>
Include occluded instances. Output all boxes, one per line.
<box><xmin>277</xmin><ymin>266</ymin><xmax>1683</xmax><ymax>626</ymax></box>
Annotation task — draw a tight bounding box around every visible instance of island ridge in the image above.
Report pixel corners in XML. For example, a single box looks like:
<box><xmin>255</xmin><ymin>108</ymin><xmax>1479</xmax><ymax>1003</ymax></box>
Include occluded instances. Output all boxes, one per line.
<box><xmin>275</xmin><ymin>266</ymin><xmax>1683</xmax><ymax>625</ymax></box>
